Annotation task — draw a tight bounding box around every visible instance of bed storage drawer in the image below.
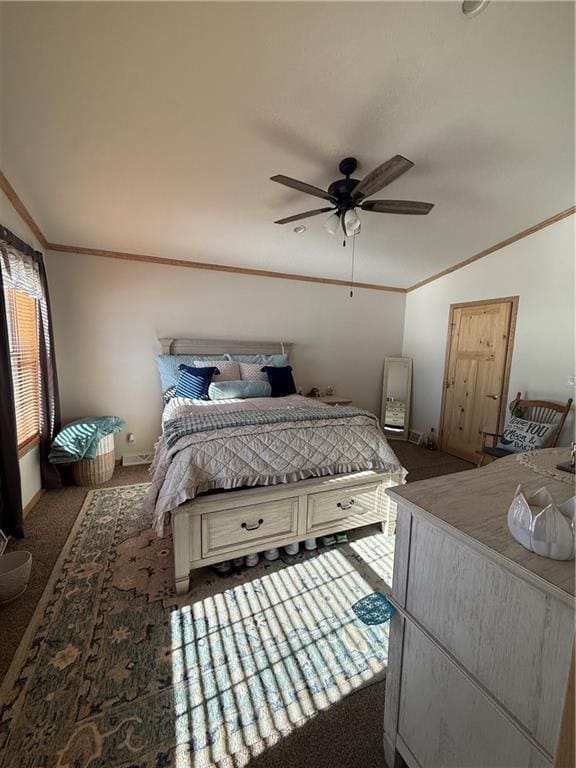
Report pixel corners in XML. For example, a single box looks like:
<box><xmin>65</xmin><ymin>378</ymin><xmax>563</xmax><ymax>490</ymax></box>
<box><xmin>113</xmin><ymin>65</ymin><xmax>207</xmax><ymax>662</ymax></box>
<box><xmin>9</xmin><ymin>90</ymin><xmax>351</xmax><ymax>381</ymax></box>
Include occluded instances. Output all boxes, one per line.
<box><xmin>201</xmin><ymin>497</ymin><xmax>299</xmax><ymax>557</ymax></box>
<box><xmin>306</xmin><ymin>482</ymin><xmax>386</xmax><ymax>533</ymax></box>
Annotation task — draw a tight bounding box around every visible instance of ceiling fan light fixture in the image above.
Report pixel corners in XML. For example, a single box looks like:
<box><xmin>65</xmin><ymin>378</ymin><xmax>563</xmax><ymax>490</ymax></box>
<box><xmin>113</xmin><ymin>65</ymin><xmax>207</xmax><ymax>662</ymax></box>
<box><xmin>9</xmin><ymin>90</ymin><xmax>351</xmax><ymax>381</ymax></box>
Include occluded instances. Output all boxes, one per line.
<box><xmin>324</xmin><ymin>211</ymin><xmax>340</xmax><ymax>236</ymax></box>
<box><xmin>461</xmin><ymin>0</ymin><xmax>489</xmax><ymax>17</ymax></box>
<box><xmin>343</xmin><ymin>208</ymin><xmax>361</xmax><ymax>237</ymax></box>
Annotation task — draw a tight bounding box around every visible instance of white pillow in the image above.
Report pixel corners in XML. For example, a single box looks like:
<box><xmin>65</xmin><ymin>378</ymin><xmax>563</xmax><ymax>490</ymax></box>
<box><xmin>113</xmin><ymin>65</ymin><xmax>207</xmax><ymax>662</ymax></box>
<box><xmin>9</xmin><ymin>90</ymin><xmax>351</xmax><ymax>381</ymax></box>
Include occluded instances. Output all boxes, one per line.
<box><xmin>193</xmin><ymin>360</ymin><xmax>240</xmax><ymax>382</ymax></box>
<box><xmin>239</xmin><ymin>362</ymin><xmax>268</xmax><ymax>382</ymax></box>
<box><xmin>498</xmin><ymin>415</ymin><xmax>555</xmax><ymax>453</ymax></box>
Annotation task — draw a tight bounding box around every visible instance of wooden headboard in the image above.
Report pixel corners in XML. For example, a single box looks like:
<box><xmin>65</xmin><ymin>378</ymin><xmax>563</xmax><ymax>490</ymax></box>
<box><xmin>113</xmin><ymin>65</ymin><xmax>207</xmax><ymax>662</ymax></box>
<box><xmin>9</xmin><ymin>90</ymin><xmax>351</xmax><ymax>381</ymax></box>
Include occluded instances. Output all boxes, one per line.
<box><xmin>159</xmin><ymin>337</ymin><xmax>293</xmax><ymax>361</ymax></box>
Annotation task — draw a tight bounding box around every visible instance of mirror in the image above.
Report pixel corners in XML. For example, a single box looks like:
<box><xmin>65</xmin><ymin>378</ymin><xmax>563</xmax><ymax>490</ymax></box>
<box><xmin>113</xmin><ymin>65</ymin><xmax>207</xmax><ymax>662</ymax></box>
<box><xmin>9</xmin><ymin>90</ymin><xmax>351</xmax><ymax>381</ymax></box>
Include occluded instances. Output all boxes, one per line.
<box><xmin>381</xmin><ymin>357</ymin><xmax>412</xmax><ymax>440</ymax></box>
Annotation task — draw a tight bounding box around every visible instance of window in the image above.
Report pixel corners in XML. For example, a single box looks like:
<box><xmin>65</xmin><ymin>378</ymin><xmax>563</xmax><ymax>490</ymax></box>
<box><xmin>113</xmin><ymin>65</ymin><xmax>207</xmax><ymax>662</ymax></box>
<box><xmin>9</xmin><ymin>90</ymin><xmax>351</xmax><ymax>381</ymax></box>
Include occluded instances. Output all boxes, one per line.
<box><xmin>6</xmin><ymin>288</ymin><xmax>40</xmax><ymax>451</ymax></box>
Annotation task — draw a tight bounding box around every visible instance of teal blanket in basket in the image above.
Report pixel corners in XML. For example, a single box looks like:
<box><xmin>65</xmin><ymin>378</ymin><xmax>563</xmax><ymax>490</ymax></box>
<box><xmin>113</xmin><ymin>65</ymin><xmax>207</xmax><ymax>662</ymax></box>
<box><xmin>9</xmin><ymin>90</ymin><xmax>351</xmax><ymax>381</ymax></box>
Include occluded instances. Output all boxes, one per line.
<box><xmin>49</xmin><ymin>417</ymin><xmax>124</xmax><ymax>464</ymax></box>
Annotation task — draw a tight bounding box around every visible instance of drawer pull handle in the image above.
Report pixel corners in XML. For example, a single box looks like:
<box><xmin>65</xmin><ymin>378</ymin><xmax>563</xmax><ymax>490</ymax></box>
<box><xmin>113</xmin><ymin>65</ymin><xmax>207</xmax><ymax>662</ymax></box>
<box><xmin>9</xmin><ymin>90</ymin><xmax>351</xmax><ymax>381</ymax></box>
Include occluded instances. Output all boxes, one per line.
<box><xmin>241</xmin><ymin>518</ymin><xmax>264</xmax><ymax>531</ymax></box>
<box><xmin>337</xmin><ymin>500</ymin><xmax>355</xmax><ymax>511</ymax></box>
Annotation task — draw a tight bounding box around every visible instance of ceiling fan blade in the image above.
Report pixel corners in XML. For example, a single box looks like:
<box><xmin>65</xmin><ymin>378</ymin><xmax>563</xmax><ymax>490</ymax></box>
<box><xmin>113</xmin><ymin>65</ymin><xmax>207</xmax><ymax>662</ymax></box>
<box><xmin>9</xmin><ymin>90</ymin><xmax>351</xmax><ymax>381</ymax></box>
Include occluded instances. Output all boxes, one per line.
<box><xmin>274</xmin><ymin>207</ymin><xmax>335</xmax><ymax>225</ymax></box>
<box><xmin>271</xmin><ymin>174</ymin><xmax>336</xmax><ymax>202</ymax></box>
<box><xmin>352</xmin><ymin>155</ymin><xmax>414</xmax><ymax>201</ymax></box>
<box><xmin>361</xmin><ymin>199</ymin><xmax>434</xmax><ymax>215</ymax></box>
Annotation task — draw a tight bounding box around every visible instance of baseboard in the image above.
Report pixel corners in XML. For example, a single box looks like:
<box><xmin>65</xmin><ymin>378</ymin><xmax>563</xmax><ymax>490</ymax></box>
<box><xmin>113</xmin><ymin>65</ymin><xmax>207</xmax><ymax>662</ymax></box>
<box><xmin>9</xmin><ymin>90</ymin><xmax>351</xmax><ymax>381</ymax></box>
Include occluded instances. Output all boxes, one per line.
<box><xmin>22</xmin><ymin>489</ymin><xmax>44</xmax><ymax>518</ymax></box>
<box><xmin>122</xmin><ymin>452</ymin><xmax>154</xmax><ymax>466</ymax></box>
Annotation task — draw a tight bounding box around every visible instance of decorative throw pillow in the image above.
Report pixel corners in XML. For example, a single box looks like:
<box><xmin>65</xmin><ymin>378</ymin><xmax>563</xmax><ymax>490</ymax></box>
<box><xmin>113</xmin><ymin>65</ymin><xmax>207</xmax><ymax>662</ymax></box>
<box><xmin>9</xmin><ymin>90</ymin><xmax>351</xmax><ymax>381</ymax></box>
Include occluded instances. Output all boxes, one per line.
<box><xmin>193</xmin><ymin>360</ymin><xmax>240</xmax><ymax>382</ymax></box>
<box><xmin>208</xmin><ymin>380</ymin><xmax>272</xmax><ymax>400</ymax></box>
<box><xmin>227</xmin><ymin>353</ymin><xmax>289</xmax><ymax>366</ymax></box>
<box><xmin>156</xmin><ymin>354</ymin><xmax>227</xmax><ymax>393</ymax></box>
<box><xmin>174</xmin><ymin>364</ymin><xmax>219</xmax><ymax>400</ymax></box>
<box><xmin>239</xmin><ymin>362</ymin><xmax>269</xmax><ymax>382</ymax></box>
<box><xmin>498</xmin><ymin>416</ymin><xmax>555</xmax><ymax>453</ymax></box>
<box><xmin>163</xmin><ymin>385</ymin><xmax>176</xmax><ymax>404</ymax></box>
<box><xmin>262</xmin><ymin>365</ymin><xmax>297</xmax><ymax>397</ymax></box>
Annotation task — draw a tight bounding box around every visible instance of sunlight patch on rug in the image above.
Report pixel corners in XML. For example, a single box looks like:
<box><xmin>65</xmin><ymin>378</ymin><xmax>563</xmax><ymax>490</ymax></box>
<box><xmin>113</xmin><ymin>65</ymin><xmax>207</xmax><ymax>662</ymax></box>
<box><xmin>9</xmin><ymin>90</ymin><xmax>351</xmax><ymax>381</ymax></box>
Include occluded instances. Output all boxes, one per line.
<box><xmin>169</xmin><ymin>546</ymin><xmax>394</xmax><ymax>767</ymax></box>
<box><xmin>349</xmin><ymin>531</ymin><xmax>395</xmax><ymax>585</ymax></box>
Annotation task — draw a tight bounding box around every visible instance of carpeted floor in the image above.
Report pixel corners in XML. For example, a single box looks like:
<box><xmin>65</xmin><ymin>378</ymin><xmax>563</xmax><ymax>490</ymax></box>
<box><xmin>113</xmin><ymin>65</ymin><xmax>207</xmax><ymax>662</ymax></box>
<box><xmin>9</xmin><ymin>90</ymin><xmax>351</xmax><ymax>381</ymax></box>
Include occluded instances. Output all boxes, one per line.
<box><xmin>0</xmin><ymin>443</ymin><xmax>472</xmax><ymax>767</ymax></box>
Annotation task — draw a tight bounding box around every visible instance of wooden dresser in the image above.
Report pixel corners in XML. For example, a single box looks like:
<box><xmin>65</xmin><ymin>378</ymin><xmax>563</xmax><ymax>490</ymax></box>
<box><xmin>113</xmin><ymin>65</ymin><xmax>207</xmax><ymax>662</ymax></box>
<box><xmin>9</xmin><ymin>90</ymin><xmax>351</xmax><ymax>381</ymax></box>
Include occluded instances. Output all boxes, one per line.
<box><xmin>384</xmin><ymin>449</ymin><xmax>575</xmax><ymax>768</ymax></box>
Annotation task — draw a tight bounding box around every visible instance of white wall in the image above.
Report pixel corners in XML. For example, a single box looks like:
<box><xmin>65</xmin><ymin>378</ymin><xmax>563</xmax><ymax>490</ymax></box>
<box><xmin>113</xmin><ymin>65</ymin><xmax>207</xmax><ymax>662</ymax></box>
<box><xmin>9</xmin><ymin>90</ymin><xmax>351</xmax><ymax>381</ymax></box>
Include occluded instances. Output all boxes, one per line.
<box><xmin>403</xmin><ymin>215</ymin><xmax>575</xmax><ymax>445</ymax></box>
<box><xmin>46</xmin><ymin>251</ymin><xmax>406</xmax><ymax>454</ymax></box>
<box><xmin>0</xmin><ymin>188</ymin><xmax>43</xmax><ymax>507</ymax></box>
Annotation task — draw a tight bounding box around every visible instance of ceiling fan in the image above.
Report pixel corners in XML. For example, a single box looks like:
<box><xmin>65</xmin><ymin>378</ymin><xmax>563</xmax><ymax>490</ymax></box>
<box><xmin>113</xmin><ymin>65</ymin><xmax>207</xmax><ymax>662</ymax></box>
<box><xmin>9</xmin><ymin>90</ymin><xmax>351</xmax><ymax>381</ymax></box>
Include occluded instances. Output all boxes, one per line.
<box><xmin>271</xmin><ymin>156</ymin><xmax>434</xmax><ymax>236</ymax></box>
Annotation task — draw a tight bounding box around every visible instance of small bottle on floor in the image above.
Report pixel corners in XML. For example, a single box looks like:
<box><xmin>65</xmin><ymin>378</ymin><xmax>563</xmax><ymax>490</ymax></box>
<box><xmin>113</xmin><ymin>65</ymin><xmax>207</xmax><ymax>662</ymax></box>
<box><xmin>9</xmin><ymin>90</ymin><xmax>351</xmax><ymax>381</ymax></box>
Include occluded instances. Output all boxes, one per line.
<box><xmin>425</xmin><ymin>428</ymin><xmax>438</xmax><ymax>451</ymax></box>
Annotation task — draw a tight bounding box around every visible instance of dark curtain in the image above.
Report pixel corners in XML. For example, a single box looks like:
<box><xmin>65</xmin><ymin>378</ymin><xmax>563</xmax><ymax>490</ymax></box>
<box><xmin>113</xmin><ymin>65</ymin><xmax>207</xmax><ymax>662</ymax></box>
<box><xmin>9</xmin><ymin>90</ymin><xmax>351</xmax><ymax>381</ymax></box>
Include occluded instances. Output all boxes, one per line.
<box><xmin>37</xmin><ymin>257</ymin><xmax>62</xmax><ymax>489</ymax></box>
<box><xmin>0</xmin><ymin>259</ymin><xmax>24</xmax><ymax>538</ymax></box>
<box><xmin>0</xmin><ymin>224</ymin><xmax>63</xmax><ymax>532</ymax></box>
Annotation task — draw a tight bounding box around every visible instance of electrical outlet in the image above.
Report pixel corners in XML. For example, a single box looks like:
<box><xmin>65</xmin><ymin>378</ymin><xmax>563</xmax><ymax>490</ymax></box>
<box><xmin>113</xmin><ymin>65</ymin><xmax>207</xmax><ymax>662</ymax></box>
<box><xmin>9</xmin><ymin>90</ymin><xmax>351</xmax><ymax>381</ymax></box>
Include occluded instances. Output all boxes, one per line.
<box><xmin>567</xmin><ymin>375</ymin><xmax>576</xmax><ymax>388</ymax></box>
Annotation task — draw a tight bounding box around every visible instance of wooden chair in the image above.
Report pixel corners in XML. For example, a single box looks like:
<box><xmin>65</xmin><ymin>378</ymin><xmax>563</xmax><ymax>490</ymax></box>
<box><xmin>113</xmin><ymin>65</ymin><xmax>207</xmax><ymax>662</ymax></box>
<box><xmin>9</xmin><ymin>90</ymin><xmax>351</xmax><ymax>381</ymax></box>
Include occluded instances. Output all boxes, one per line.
<box><xmin>478</xmin><ymin>392</ymin><xmax>573</xmax><ymax>466</ymax></box>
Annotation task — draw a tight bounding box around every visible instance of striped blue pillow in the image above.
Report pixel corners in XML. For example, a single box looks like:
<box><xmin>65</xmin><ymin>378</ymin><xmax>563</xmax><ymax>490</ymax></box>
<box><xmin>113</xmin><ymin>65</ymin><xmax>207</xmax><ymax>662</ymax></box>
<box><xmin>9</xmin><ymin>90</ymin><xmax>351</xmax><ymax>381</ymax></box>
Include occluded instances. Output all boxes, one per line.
<box><xmin>174</xmin><ymin>364</ymin><xmax>219</xmax><ymax>400</ymax></box>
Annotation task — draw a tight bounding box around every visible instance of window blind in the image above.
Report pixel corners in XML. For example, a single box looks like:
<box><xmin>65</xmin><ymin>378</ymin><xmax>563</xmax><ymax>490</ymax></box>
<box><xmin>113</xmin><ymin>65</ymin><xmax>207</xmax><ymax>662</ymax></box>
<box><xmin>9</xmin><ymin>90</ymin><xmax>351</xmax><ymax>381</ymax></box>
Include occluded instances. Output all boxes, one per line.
<box><xmin>6</xmin><ymin>288</ymin><xmax>40</xmax><ymax>449</ymax></box>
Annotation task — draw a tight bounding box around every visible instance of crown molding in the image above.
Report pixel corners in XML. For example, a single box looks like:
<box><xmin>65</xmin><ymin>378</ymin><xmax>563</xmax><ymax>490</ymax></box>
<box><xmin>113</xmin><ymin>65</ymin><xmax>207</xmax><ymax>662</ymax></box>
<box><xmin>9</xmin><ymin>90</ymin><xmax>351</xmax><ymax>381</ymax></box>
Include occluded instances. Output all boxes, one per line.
<box><xmin>407</xmin><ymin>205</ymin><xmax>576</xmax><ymax>292</ymax></box>
<box><xmin>0</xmin><ymin>169</ymin><xmax>403</xmax><ymax>293</ymax></box>
<box><xmin>1</xmin><ymin>168</ymin><xmax>573</xmax><ymax>295</ymax></box>
<box><xmin>45</xmin><ymin>240</ymin><xmax>405</xmax><ymax>293</ymax></box>
<box><xmin>0</xmin><ymin>170</ymin><xmax>48</xmax><ymax>248</ymax></box>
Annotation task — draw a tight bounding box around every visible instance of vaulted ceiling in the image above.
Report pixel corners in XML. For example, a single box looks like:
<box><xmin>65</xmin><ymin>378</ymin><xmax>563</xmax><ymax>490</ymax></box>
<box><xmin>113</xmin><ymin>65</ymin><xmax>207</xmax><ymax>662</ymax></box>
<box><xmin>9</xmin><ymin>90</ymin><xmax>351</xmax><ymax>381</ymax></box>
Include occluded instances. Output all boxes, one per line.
<box><xmin>1</xmin><ymin>1</ymin><xmax>574</xmax><ymax>288</ymax></box>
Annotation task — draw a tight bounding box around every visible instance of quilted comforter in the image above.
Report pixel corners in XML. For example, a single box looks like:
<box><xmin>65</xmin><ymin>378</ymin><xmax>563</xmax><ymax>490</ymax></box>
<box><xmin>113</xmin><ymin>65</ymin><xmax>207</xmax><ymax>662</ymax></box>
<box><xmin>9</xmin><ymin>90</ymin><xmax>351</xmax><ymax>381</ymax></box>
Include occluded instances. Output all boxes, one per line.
<box><xmin>144</xmin><ymin>394</ymin><xmax>404</xmax><ymax>533</ymax></box>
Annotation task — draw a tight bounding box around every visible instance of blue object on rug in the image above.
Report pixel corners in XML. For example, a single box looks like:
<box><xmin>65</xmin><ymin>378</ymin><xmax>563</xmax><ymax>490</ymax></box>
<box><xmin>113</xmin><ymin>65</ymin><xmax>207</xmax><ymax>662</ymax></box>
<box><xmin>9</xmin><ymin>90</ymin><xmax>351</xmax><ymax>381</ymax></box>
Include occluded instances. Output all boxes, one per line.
<box><xmin>352</xmin><ymin>591</ymin><xmax>396</xmax><ymax>625</ymax></box>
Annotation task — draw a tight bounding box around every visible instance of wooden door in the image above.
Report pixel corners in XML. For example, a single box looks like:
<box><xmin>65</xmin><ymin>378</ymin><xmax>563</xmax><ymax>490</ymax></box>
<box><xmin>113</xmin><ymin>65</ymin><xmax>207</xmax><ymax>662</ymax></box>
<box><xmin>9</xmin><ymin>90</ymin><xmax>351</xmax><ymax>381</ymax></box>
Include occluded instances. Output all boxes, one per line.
<box><xmin>440</xmin><ymin>298</ymin><xmax>517</xmax><ymax>462</ymax></box>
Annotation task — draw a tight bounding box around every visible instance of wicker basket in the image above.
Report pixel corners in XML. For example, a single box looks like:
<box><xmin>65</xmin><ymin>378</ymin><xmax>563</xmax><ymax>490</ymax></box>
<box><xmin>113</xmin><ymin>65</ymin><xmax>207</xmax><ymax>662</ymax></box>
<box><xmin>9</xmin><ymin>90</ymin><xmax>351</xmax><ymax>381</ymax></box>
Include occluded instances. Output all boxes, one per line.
<box><xmin>0</xmin><ymin>551</ymin><xmax>32</xmax><ymax>604</ymax></box>
<box><xmin>73</xmin><ymin>433</ymin><xmax>115</xmax><ymax>487</ymax></box>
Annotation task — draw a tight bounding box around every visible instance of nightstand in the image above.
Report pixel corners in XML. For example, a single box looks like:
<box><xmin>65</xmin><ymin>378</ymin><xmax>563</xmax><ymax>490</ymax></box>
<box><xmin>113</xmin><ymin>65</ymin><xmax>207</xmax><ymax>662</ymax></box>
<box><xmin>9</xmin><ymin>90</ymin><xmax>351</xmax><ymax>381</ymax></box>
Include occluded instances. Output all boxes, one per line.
<box><xmin>311</xmin><ymin>396</ymin><xmax>352</xmax><ymax>406</ymax></box>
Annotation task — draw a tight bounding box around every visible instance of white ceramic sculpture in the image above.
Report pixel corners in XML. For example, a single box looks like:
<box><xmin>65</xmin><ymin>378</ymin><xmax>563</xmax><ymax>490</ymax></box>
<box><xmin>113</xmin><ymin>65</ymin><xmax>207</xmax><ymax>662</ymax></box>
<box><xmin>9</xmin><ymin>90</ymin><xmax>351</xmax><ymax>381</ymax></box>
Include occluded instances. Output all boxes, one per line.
<box><xmin>508</xmin><ymin>485</ymin><xmax>575</xmax><ymax>561</ymax></box>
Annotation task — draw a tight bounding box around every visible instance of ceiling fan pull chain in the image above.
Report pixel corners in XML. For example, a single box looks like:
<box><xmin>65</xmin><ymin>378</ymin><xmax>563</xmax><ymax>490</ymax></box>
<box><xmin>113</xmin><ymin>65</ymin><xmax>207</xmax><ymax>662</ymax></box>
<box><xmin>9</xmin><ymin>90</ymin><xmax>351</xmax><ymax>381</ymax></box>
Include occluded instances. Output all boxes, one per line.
<box><xmin>350</xmin><ymin>235</ymin><xmax>356</xmax><ymax>298</ymax></box>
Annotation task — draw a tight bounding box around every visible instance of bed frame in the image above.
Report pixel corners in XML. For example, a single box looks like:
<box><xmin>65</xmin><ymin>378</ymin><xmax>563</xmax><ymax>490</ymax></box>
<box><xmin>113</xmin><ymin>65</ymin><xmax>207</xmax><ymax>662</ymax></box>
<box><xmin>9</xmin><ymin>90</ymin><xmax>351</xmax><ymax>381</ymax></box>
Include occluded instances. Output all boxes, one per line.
<box><xmin>159</xmin><ymin>337</ymin><xmax>403</xmax><ymax>595</ymax></box>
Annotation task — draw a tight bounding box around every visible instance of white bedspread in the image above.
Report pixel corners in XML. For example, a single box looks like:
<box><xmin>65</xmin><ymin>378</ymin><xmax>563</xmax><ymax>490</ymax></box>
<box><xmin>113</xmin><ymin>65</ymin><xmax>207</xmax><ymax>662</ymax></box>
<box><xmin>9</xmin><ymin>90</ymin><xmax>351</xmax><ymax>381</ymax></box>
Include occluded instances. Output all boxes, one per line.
<box><xmin>145</xmin><ymin>395</ymin><xmax>404</xmax><ymax>533</ymax></box>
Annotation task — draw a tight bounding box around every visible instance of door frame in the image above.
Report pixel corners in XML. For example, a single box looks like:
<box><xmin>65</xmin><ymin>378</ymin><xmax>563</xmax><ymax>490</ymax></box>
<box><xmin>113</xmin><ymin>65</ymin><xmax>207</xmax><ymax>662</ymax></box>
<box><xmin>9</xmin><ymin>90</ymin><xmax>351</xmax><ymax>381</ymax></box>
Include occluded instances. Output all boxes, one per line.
<box><xmin>438</xmin><ymin>295</ymin><xmax>519</xmax><ymax>452</ymax></box>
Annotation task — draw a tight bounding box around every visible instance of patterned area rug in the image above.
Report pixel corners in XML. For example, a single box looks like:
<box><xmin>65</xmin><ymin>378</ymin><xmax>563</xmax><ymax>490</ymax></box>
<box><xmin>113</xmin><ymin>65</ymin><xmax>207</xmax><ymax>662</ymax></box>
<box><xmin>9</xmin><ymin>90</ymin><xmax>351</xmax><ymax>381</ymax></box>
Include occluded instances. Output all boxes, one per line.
<box><xmin>0</xmin><ymin>485</ymin><xmax>394</xmax><ymax>768</ymax></box>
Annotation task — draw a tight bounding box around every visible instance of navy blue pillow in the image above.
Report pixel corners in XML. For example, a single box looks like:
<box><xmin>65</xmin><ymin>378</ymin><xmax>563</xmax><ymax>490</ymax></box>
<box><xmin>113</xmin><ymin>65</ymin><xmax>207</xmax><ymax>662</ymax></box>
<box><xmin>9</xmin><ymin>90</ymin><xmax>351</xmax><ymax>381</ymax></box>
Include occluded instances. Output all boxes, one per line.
<box><xmin>262</xmin><ymin>365</ymin><xmax>297</xmax><ymax>397</ymax></box>
<box><xmin>174</xmin><ymin>364</ymin><xmax>219</xmax><ymax>400</ymax></box>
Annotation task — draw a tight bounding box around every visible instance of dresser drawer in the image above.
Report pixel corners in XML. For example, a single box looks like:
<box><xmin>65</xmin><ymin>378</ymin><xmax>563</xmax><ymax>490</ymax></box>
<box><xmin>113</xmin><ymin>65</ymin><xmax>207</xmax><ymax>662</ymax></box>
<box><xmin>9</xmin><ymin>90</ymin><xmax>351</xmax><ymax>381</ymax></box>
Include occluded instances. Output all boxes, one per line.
<box><xmin>306</xmin><ymin>482</ymin><xmax>386</xmax><ymax>533</ymax></box>
<box><xmin>201</xmin><ymin>498</ymin><xmax>299</xmax><ymax>558</ymax></box>
<box><xmin>404</xmin><ymin>514</ymin><xmax>573</xmax><ymax>755</ymax></box>
<box><xmin>399</xmin><ymin>622</ymin><xmax>549</xmax><ymax>768</ymax></box>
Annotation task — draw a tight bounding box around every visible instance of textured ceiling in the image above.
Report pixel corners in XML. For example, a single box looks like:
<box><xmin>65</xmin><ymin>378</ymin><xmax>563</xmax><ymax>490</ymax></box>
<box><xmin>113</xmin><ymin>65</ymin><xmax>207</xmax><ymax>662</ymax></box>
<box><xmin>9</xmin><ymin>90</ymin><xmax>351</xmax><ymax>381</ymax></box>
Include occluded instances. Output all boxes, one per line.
<box><xmin>1</xmin><ymin>1</ymin><xmax>574</xmax><ymax>287</ymax></box>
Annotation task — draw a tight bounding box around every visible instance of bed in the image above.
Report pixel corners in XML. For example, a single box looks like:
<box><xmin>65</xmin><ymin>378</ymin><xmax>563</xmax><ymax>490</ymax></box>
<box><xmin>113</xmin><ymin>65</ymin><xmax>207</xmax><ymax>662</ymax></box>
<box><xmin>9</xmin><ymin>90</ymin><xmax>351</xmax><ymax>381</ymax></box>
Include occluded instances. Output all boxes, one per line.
<box><xmin>145</xmin><ymin>337</ymin><xmax>406</xmax><ymax>594</ymax></box>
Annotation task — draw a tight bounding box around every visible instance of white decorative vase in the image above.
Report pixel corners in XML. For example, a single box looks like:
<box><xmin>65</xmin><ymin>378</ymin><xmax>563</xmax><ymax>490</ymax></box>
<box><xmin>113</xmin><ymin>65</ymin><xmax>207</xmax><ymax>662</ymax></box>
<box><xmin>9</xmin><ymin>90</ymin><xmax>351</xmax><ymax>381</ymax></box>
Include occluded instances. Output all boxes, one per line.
<box><xmin>507</xmin><ymin>485</ymin><xmax>575</xmax><ymax>561</ymax></box>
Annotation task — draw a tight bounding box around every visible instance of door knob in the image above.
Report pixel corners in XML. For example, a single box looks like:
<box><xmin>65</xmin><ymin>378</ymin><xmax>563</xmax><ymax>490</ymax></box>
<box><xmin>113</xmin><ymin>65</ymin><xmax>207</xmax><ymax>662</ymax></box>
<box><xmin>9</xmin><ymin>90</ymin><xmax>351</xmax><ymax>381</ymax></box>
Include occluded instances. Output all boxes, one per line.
<box><xmin>485</xmin><ymin>394</ymin><xmax>499</xmax><ymax>400</ymax></box>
